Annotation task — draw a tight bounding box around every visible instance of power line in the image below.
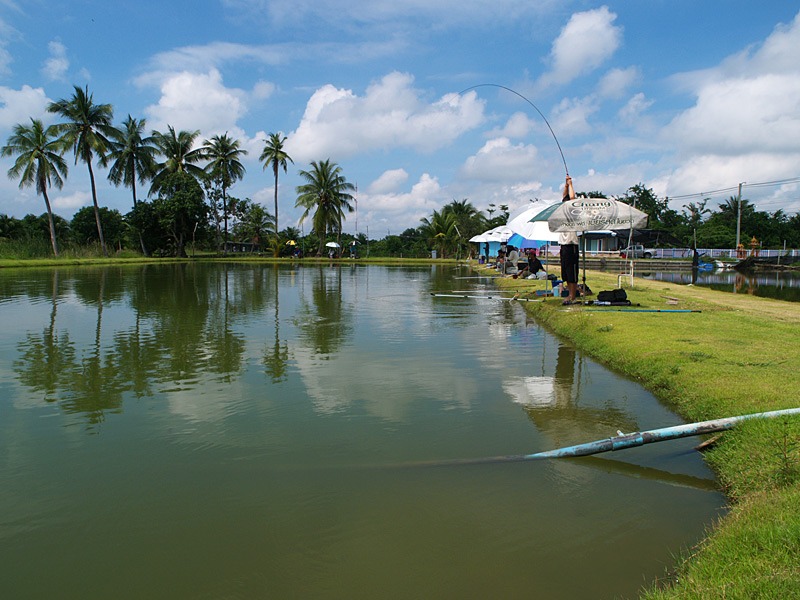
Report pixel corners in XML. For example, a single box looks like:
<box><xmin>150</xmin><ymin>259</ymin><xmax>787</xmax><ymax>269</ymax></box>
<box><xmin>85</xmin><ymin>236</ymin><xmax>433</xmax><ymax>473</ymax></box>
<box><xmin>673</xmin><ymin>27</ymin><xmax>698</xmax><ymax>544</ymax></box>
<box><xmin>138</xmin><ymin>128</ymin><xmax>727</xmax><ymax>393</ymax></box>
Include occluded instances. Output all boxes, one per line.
<box><xmin>666</xmin><ymin>176</ymin><xmax>800</xmax><ymax>202</ymax></box>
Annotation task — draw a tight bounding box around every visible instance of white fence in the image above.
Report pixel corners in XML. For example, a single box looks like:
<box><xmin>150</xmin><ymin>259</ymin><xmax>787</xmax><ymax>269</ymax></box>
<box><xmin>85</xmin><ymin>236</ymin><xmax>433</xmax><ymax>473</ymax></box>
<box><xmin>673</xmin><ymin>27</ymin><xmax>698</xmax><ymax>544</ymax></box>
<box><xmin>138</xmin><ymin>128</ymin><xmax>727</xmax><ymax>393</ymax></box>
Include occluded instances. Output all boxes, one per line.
<box><xmin>649</xmin><ymin>248</ymin><xmax>800</xmax><ymax>260</ymax></box>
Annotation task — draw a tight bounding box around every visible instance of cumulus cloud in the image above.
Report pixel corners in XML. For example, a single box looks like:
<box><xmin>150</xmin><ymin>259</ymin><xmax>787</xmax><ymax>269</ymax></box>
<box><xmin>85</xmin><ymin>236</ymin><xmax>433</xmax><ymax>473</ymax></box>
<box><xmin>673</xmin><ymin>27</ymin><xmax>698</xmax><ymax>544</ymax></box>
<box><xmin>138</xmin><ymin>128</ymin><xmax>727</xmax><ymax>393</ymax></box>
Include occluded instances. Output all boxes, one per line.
<box><xmin>0</xmin><ymin>85</ymin><xmax>51</xmax><ymax>129</ymax></box>
<box><xmin>459</xmin><ymin>137</ymin><xmax>540</xmax><ymax>182</ymax></box>
<box><xmin>367</xmin><ymin>168</ymin><xmax>409</xmax><ymax>194</ymax></box>
<box><xmin>488</xmin><ymin>111</ymin><xmax>538</xmax><ymax>139</ymax></box>
<box><xmin>660</xmin><ymin>10</ymin><xmax>800</xmax><ymax>199</ymax></box>
<box><xmin>143</xmin><ymin>69</ymin><xmax>248</xmax><ymax>134</ymax></box>
<box><xmin>41</xmin><ymin>40</ymin><xmax>68</xmax><ymax>81</ymax></box>
<box><xmin>536</xmin><ymin>6</ymin><xmax>623</xmax><ymax>90</ymax></box>
<box><xmin>286</xmin><ymin>71</ymin><xmax>485</xmax><ymax>162</ymax></box>
<box><xmin>360</xmin><ymin>172</ymin><xmax>444</xmax><ymax>232</ymax></box>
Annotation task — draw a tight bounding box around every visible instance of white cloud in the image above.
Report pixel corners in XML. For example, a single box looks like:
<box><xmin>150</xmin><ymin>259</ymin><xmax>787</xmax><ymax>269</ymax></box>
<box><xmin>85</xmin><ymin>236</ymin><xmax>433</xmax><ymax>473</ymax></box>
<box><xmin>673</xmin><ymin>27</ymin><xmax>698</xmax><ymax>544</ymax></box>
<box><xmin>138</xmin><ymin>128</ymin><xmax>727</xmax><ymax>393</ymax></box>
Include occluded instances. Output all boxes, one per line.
<box><xmin>41</xmin><ymin>40</ymin><xmax>68</xmax><ymax>81</ymax></box>
<box><xmin>367</xmin><ymin>168</ymin><xmax>409</xmax><ymax>194</ymax></box>
<box><xmin>659</xmin><ymin>10</ymin><xmax>800</xmax><ymax>200</ymax></box>
<box><xmin>252</xmin><ymin>80</ymin><xmax>275</xmax><ymax>100</ymax></box>
<box><xmin>286</xmin><ymin>71</ymin><xmax>485</xmax><ymax>162</ymax></box>
<box><xmin>0</xmin><ymin>85</ymin><xmax>51</xmax><ymax>129</ymax></box>
<box><xmin>617</xmin><ymin>92</ymin><xmax>653</xmax><ymax>124</ymax></box>
<box><xmin>550</xmin><ymin>96</ymin><xmax>599</xmax><ymax>136</ymax></box>
<box><xmin>537</xmin><ymin>6</ymin><xmax>623</xmax><ymax>90</ymax></box>
<box><xmin>459</xmin><ymin>137</ymin><xmax>540</xmax><ymax>182</ymax></box>
<box><xmin>360</xmin><ymin>173</ymin><xmax>444</xmax><ymax>232</ymax></box>
<box><xmin>52</xmin><ymin>190</ymin><xmax>90</xmax><ymax>212</ymax></box>
<box><xmin>666</xmin><ymin>74</ymin><xmax>800</xmax><ymax>155</ymax></box>
<box><xmin>597</xmin><ymin>66</ymin><xmax>640</xmax><ymax>99</ymax></box>
<box><xmin>223</xmin><ymin>0</ymin><xmax>556</xmax><ymax>28</ymax></box>
<box><xmin>142</xmin><ymin>39</ymin><xmax>409</xmax><ymax>80</ymax></box>
<box><xmin>144</xmin><ymin>69</ymin><xmax>248</xmax><ymax>134</ymax></box>
<box><xmin>489</xmin><ymin>111</ymin><xmax>537</xmax><ymax>139</ymax></box>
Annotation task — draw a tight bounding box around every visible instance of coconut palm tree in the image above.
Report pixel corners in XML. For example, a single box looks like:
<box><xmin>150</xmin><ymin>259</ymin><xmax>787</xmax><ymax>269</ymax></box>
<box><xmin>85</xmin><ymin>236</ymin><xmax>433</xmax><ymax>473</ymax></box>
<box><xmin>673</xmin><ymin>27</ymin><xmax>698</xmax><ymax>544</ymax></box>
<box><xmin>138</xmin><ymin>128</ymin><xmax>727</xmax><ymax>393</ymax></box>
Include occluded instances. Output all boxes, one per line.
<box><xmin>295</xmin><ymin>159</ymin><xmax>354</xmax><ymax>256</ymax></box>
<box><xmin>260</xmin><ymin>132</ymin><xmax>293</xmax><ymax>232</ymax></box>
<box><xmin>238</xmin><ymin>202</ymin><xmax>275</xmax><ymax>252</ymax></box>
<box><xmin>2</xmin><ymin>119</ymin><xmax>69</xmax><ymax>256</ymax></box>
<box><xmin>202</xmin><ymin>133</ymin><xmax>247</xmax><ymax>251</ymax></box>
<box><xmin>47</xmin><ymin>85</ymin><xmax>114</xmax><ymax>256</ymax></box>
<box><xmin>149</xmin><ymin>126</ymin><xmax>205</xmax><ymax>195</ymax></box>
<box><xmin>103</xmin><ymin>116</ymin><xmax>158</xmax><ymax>255</ymax></box>
<box><xmin>104</xmin><ymin>115</ymin><xmax>157</xmax><ymax>208</ymax></box>
<box><xmin>419</xmin><ymin>209</ymin><xmax>456</xmax><ymax>258</ymax></box>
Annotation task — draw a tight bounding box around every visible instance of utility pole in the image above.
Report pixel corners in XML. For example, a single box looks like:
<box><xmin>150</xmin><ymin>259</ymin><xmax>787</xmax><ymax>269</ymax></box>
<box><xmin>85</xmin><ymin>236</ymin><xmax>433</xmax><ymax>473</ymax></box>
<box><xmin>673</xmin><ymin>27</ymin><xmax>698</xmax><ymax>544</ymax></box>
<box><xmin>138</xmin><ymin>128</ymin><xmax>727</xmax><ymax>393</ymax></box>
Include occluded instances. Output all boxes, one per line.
<box><xmin>735</xmin><ymin>182</ymin><xmax>745</xmax><ymax>250</ymax></box>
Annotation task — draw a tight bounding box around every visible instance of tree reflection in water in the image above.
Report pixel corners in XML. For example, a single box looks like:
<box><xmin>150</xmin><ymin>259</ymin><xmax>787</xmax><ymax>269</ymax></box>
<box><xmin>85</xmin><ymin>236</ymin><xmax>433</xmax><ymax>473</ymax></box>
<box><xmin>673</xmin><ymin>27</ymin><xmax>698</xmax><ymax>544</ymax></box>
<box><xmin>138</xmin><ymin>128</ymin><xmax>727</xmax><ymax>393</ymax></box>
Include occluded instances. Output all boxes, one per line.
<box><xmin>13</xmin><ymin>264</ymin><xmax>278</xmax><ymax>429</ymax></box>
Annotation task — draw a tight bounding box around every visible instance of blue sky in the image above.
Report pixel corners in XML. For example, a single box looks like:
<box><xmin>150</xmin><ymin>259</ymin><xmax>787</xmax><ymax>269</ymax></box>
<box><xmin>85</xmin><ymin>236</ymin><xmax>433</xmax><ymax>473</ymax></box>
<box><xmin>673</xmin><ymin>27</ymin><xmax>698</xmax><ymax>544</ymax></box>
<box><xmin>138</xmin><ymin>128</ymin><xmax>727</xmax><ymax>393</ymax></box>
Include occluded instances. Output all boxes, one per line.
<box><xmin>1</xmin><ymin>0</ymin><xmax>799</xmax><ymax>236</ymax></box>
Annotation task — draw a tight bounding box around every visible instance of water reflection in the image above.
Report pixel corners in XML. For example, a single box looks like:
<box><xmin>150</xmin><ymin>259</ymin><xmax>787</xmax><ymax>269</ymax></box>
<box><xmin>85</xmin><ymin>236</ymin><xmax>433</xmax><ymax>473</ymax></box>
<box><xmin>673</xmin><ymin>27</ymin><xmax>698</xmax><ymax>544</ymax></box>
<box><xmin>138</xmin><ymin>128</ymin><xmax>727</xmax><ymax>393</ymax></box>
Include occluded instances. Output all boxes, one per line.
<box><xmin>0</xmin><ymin>263</ymin><xmax>724</xmax><ymax>600</ymax></box>
<box><xmin>639</xmin><ymin>268</ymin><xmax>800</xmax><ymax>302</ymax></box>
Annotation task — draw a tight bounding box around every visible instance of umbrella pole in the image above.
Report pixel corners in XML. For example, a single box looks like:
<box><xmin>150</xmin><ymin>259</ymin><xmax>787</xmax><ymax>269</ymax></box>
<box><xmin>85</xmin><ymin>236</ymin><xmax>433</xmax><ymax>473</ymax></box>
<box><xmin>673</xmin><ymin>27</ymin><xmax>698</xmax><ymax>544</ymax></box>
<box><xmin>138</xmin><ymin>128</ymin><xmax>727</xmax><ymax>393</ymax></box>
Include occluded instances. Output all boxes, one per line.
<box><xmin>581</xmin><ymin>233</ymin><xmax>587</xmax><ymax>291</ymax></box>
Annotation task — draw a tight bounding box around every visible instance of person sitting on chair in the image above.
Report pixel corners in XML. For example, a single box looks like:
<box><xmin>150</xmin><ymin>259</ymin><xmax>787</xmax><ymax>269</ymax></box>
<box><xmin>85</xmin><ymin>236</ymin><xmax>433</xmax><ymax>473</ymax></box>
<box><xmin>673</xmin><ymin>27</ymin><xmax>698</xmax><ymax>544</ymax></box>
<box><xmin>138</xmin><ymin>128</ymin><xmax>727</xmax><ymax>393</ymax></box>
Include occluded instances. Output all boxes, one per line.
<box><xmin>504</xmin><ymin>246</ymin><xmax>519</xmax><ymax>273</ymax></box>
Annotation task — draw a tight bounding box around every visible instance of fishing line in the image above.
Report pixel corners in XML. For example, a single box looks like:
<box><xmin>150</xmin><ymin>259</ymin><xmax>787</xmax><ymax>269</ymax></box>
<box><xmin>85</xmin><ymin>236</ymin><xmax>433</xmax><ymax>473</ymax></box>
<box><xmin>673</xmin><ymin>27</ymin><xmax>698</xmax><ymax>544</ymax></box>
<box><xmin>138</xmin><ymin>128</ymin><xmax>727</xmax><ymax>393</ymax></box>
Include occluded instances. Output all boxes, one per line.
<box><xmin>460</xmin><ymin>83</ymin><xmax>569</xmax><ymax>176</ymax></box>
<box><xmin>431</xmin><ymin>293</ymin><xmax>542</xmax><ymax>302</ymax></box>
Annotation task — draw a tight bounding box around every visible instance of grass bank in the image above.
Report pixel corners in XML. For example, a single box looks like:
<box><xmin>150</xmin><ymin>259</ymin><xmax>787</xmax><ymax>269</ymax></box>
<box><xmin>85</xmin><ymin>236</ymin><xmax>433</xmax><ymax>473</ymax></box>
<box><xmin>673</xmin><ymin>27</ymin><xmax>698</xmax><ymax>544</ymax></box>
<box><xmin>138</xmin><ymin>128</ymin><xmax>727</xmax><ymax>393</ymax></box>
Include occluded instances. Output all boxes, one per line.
<box><xmin>484</xmin><ymin>267</ymin><xmax>800</xmax><ymax>598</ymax></box>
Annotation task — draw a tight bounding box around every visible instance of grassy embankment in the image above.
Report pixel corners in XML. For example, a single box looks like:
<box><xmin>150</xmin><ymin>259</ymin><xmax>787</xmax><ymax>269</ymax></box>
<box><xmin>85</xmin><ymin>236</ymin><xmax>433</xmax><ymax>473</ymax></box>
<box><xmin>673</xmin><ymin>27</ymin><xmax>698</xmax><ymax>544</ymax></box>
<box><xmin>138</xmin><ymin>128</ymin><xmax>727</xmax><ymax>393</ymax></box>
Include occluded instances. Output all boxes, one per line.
<box><xmin>483</xmin><ymin>267</ymin><xmax>800</xmax><ymax>598</ymax></box>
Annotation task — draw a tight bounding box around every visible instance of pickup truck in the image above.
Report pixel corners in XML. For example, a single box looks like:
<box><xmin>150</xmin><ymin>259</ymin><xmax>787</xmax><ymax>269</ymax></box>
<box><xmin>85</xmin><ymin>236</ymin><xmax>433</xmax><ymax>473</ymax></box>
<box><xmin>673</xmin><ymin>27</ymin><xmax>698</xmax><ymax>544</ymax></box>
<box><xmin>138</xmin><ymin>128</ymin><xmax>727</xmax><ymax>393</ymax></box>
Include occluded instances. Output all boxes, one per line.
<box><xmin>620</xmin><ymin>244</ymin><xmax>653</xmax><ymax>259</ymax></box>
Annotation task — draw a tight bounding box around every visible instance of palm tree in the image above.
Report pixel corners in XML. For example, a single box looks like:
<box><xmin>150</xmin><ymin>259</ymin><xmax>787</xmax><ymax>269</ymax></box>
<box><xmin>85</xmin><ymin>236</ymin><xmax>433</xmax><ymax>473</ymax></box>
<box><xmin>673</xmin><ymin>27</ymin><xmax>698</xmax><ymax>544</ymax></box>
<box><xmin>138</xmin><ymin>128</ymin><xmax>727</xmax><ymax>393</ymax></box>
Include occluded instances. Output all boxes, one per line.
<box><xmin>295</xmin><ymin>159</ymin><xmax>355</xmax><ymax>256</ymax></box>
<box><xmin>149</xmin><ymin>126</ymin><xmax>205</xmax><ymax>195</ymax></box>
<box><xmin>47</xmin><ymin>85</ymin><xmax>114</xmax><ymax>256</ymax></box>
<box><xmin>419</xmin><ymin>209</ymin><xmax>456</xmax><ymax>258</ymax></box>
<box><xmin>104</xmin><ymin>116</ymin><xmax>158</xmax><ymax>255</ymax></box>
<box><xmin>442</xmin><ymin>198</ymin><xmax>485</xmax><ymax>257</ymax></box>
<box><xmin>202</xmin><ymin>133</ymin><xmax>247</xmax><ymax>251</ymax></box>
<box><xmin>104</xmin><ymin>115</ymin><xmax>157</xmax><ymax>208</ymax></box>
<box><xmin>260</xmin><ymin>132</ymin><xmax>293</xmax><ymax>232</ymax></box>
<box><xmin>239</xmin><ymin>202</ymin><xmax>275</xmax><ymax>252</ymax></box>
<box><xmin>2</xmin><ymin>119</ymin><xmax>69</xmax><ymax>256</ymax></box>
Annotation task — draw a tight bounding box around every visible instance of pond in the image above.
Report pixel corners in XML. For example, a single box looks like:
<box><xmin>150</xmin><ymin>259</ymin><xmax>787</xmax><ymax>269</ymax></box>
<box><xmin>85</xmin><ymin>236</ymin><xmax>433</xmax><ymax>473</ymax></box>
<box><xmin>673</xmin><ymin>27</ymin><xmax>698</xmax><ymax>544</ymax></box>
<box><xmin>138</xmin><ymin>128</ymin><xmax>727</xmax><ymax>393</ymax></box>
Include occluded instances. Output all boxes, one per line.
<box><xmin>636</xmin><ymin>268</ymin><xmax>800</xmax><ymax>302</ymax></box>
<box><xmin>0</xmin><ymin>263</ymin><xmax>724</xmax><ymax>599</ymax></box>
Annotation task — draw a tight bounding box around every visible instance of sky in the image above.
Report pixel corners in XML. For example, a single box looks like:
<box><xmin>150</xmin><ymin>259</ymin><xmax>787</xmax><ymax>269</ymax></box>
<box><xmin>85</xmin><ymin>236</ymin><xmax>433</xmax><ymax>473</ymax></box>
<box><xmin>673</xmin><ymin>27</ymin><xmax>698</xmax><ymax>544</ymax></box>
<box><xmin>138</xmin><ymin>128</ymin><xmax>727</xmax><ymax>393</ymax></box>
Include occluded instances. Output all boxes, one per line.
<box><xmin>1</xmin><ymin>0</ymin><xmax>799</xmax><ymax>236</ymax></box>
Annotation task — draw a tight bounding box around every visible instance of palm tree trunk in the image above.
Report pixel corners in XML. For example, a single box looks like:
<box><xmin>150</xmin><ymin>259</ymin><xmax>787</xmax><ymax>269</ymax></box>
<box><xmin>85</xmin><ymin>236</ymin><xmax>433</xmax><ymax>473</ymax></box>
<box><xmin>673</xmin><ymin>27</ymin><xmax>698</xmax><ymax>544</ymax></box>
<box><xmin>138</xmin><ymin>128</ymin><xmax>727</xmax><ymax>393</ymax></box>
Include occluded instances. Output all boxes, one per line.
<box><xmin>87</xmin><ymin>160</ymin><xmax>108</xmax><ymax>257</ymax></box>
<box><xmin>42</xmin><ymin>189</ymin><xmax>59</xmax><ymax>257</ymax></box>
<box><xmin>223</xmin><ymin>186</ymin><xmax>228</xmax><ymax>255</ymax></box>
<box><xmin>273</xmin><ymin>163</ymin><xmax>279</xmax><ymax>234</ymax></box>
<box><xmin>130</xmin><ymin>178</ymin><xmax>148</xmax><ymax>256</ymax></box>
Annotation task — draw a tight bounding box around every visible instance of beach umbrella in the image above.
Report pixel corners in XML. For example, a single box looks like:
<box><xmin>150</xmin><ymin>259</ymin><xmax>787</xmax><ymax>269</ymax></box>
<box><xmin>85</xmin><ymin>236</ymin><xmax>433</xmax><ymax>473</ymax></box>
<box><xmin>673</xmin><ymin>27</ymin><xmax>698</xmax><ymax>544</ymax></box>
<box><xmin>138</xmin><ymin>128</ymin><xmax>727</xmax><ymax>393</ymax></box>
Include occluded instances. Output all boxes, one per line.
<box><xmin>485</xmin><ymin>225</ymin><xmax>514</xmax><ymax>243</ymax></box>
<box><xmin>547</xmin><ymin>198</ymin><xmax>649</xmax><ymax>287</ymax></box>
<box><xmin>507</xmin><ymin>204</ymin><xmax>561</xmax><ymax>250</ymax></box>
<box><xmin>546</xmin><ymin>198</ymin><xmax>648</xmax><ymax>233</ymax></box>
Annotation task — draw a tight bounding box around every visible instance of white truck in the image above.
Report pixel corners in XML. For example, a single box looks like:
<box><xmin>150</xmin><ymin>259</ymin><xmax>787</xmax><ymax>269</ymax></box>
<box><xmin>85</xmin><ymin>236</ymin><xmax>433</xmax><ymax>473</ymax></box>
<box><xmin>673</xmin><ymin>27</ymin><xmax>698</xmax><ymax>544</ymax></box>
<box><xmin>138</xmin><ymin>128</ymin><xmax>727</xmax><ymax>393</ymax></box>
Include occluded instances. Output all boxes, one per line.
<box><xmin>620</xmin><ymin>244</ymin><xmax>654</xmax><ymax>259</ymax></box>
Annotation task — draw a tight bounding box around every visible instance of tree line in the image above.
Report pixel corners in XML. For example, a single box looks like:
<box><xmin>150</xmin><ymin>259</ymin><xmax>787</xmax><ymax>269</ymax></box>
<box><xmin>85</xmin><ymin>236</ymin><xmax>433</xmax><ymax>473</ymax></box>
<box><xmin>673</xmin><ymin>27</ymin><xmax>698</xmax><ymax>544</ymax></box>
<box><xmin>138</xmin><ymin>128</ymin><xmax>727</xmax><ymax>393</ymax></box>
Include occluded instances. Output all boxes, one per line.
<box><xmin>1</xmin><ymin>85</ymin><xmax>354</xmax><ymax>258</ymax></box>
<box><xmin>3</xmin><ymin>84</ymin><xmax>798</xmax><ymax>259</ymax></box>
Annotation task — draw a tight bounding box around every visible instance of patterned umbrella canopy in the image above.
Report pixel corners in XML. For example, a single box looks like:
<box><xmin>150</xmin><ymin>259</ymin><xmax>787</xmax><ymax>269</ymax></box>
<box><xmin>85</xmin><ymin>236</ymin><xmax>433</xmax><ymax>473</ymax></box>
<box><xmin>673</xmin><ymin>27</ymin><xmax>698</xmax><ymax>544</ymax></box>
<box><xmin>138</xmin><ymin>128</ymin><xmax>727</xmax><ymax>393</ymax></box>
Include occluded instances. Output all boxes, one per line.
<box><xmin>546</xmin><ymin>199</ymin><xmax>648</xmax><ymax>232</ymax></box>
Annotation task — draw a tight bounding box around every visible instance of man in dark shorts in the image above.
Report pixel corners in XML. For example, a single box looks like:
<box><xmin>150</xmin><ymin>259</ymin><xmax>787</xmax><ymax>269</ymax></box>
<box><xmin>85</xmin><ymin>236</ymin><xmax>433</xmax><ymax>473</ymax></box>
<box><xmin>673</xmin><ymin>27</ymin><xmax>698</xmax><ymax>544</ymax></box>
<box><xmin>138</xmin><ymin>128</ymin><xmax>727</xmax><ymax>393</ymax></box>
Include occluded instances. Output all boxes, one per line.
<box><xmin>559</xmin><ymin>176</ymin><xmax>579</xmax><ymax>304</ymax></box>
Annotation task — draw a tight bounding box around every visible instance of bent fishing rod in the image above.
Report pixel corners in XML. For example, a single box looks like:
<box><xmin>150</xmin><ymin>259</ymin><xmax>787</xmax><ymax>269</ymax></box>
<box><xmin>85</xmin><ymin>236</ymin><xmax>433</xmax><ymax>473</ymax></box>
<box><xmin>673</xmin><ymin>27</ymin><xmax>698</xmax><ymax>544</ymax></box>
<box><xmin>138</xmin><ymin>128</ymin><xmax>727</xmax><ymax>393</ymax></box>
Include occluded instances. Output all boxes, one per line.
<box><xmin>459</xmin><ymin>83</ymin><xmax>569</xmax><ymax>177</ymax></box>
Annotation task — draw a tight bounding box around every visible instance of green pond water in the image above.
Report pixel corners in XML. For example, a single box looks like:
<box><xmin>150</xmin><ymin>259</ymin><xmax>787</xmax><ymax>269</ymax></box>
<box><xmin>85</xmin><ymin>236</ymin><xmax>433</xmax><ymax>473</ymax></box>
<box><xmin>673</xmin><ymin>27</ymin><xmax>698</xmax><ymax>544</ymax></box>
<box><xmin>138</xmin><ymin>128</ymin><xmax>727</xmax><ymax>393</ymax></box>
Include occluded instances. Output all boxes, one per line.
<box><xmin>0</xmin><ymin>263</ymin><xmax>723</xmax><ymax>599</ymax></box>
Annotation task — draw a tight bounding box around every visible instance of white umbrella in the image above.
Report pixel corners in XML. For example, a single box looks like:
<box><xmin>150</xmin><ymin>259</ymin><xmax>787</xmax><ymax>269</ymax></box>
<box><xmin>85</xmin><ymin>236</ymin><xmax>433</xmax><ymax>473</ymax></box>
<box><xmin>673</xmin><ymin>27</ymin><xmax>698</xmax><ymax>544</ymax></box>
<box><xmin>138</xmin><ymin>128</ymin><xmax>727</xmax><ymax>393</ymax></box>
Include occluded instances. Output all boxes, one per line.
<box><xmin>507</xmin><ymin>204</ymin><xmax>561</xmax><ymax>249</ymax></box>
<box><xmin>325</xmin><ymin>241</ymin><xmax>341</xmax><ymax>248</ymax></box>
<box><xmin>546</xmin><ymin>199</ymin><xmax>648</xmax><ymax>233</ymax></box>
<box><xmin>485</xmin><ymin>225</ymin><xmax>514</xmax><ymax>243</ymax></box>
<box><xmin>547</xmin><ymin>198</ymin><xmax>648</xmax><ymax>288</ymax></box>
